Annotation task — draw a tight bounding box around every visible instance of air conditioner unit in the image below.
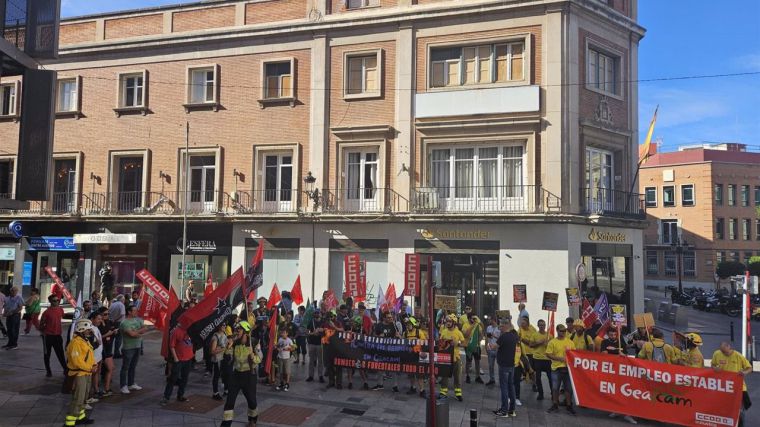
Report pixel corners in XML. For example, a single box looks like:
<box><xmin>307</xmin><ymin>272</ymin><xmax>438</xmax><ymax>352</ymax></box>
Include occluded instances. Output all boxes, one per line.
<box><xmin>415</xmin><ymin>188</ymin><xmax>439</xmax><ymax>211</ymax></box>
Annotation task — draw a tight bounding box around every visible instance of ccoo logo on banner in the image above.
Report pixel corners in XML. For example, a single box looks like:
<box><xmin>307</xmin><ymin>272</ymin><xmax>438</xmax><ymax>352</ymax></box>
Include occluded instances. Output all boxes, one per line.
<box><xmin>567</xmin><ymin>350</ymin><xmax>743</xmax><ymax>427</ymax></box>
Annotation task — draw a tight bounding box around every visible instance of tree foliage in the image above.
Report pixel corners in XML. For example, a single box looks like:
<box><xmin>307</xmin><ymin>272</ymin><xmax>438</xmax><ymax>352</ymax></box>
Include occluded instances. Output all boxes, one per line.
<box><xmin>716</xmin><ymin>261</ymin><xmax>746</xmax><ymax>279</ymax></box>
<box><xmin>748</xmin><ymin>256</ymin><xmax>760</xmax><ymax>278</ymax></box>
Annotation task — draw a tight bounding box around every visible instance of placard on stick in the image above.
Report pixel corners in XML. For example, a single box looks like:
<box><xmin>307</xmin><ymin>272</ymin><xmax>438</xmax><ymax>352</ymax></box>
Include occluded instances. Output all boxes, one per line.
<box><xmin>513</xmin><ymin>284</ymin><xmax>527</xmax><ymax>303</ymax></box>
<box><xmin>541</xmin><ymin>292</ymin><xmax>559</xmax><ymax>312</ymax></box>
<box><xmin>610</xmin><ymin>304</ymin><xmax>627</xmax><ymax>326</ymax></box>
<box><xmin>565</xmin><ymin>288</ymin><xmax>580</xmax><ymax>306</ymax></box>
<box><xmin>434</xmin><ymin>295</ymin><xmax>458</xmax><ymax>311</ymax></box>
<box><xmin>633</xmin><ymin>312</ymin><xmax>655</xmax><ymax>329</ymax></box>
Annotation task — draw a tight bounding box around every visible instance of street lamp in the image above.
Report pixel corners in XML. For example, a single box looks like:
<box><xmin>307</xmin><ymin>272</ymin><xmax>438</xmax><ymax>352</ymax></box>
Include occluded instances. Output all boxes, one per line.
<box><xmin>670</xmin><ymin>237</ymin><xmax>689</xmax><ymax>294</ymax></box>
<box><xmin>303</xmin><ymin>171</ymin><xmax>320</xmax><ymax>211</ymax></box>
<box><xmin>303</xmin><ymin>171</ymin><xmax>320</xmax><ymax>304</ymax></box>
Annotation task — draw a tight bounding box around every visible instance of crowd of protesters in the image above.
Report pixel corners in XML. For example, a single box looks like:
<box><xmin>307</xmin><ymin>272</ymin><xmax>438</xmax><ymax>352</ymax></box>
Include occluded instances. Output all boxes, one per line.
<box><xmin>0</xmin><ymin>280</ymin><xmax>755</xmax><ymax>427</ymax></box>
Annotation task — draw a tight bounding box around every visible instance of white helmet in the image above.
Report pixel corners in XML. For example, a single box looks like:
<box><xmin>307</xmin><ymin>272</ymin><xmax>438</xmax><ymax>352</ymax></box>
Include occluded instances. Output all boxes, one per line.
<box><xmin>75</xmin><ymin>319</ymin><xmax>93</xmax><ymax>334</ymax></box>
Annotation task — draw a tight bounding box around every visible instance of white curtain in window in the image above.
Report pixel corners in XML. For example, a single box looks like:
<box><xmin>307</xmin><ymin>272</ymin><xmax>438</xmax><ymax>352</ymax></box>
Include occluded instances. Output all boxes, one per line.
<box><xmin>455</xmin><ymin>148</ymin><xmax>474</xmax><ymax>198</ymax></box>
<box><xmin>191</xmin><ymin>70</ymin><xmax>207</xmax><ymax>103</ymax></box>
<box><xmin>503</xmin><ymin>146</ymin><xmax>523</xmax><ymax>197</ymax></box>
<box><xmin>346</xmin><ymin>152</ymin><xmax>361</xmax><ymax>199</ymax></box>
<box><xmin>364</xmin><ymin>152</ymin><xmax>378</xmax><ymax>199</ymax></box>
<box><xmin>477</xmin><ymin>147</ymin><xmax>498</xmax><ymax>198</ymax></box>
<box><xmin>430</xmin><ymin>149</ymin><xmax>450</xmax><ymax>197</ymax></box>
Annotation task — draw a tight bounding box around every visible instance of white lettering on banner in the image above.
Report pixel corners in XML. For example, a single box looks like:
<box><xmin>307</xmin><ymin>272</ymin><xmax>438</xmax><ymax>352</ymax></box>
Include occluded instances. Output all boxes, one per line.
<box><xmin>136</xmin><ymin>270</ymin><xmax>169</xmax><ymax>308</ymax></box>
<box><xmin>695</xmin><ymin>413</ymin><xmax>734</xmax><ymax>426</ymax></box>
<box><xmin>621</xmin><ymin>383</ymin><xmax>651</xmax><ymax>400</ymax></box>
<box><xmin>600</xmin><ymin>381</ymin><xmax>616</xmax><ymax>394</ymax></box>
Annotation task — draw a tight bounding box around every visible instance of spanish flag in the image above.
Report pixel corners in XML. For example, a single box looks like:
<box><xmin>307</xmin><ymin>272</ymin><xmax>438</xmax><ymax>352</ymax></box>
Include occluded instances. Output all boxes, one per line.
<box><xmin>639</xmin><ymin>106</ymin><xmax>659</xmax><ymax>165</ymax></box>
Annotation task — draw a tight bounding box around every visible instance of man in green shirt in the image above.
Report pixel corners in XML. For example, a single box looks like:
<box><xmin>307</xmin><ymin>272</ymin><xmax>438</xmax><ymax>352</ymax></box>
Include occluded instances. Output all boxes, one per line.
<box><xmin>119</xmin><ymin>304</ymin><xmax>150</xmax><ymax>394</ymax></box>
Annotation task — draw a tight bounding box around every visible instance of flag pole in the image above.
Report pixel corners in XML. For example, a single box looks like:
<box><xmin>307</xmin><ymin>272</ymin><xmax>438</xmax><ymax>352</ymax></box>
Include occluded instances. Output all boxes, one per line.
<box><xmin>625</xmin><ymin>106</ymin><xmax>658</xmax><ymax>212</ymax></box>
<box><xmin>181</xmin><ymin>121</ymin><xmax>190</xmax><ymax>301</ymax></box>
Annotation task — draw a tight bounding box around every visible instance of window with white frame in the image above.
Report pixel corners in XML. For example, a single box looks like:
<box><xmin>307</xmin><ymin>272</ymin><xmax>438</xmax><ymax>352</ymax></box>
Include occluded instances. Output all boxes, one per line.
<box><xmin>52</xmin><ymin>158</ymin><xmax>77</xmax><ymax>212</ymax></box>
<box><xmin>728</xmin><ymin>184</ymin><xmax>736</xmax><ymax>206</ymax></box>
<box><xmin>585</xmin><ymin>147</ymin><xmax>613</xmax><ymax>190</ymax></box>
<box><xmin>118</xmin><ymin>73</ymin><xmax>146</xmax><ymax>108</ymax></box>
<box><xmin>263</xmin><ymin>153</ymin><xmax>293</xmax><ymax>203</ymax></box>
<box><xmin>741</xmin><ymin>185</ymin><xmax>750</xmax><ymax>207</ymax></box>
<box><xmin>0</xmin><ymin>159</ymin><xmax>14</xmax><ymax>197</ymax></box>
<box><xmin>715</xmin><ymin>183</ymin><xmax>723</xmax><ymax>205</ymax></box>
<box><xmin>729</xmin><ymin>218</ymin><xmax>738</xmax><ymax>240</ymax></box>
<box><xmin>755</xmin><ymin>186</ymin><xmax>760</xmax><ymax>207</ymax></box>
<box><xmin>663</xmin><ymin>185</ymin><xmax>675</xmax><ymax>207</ymax></box>
<box><xmin>664</xmin><ymin>251</ymin><xmax>677</xmax><ymax>276</ymax></box>
<box><xmin>346</xmin><ymin>53</ymin><xmax>379</xmax><ymax>96</ymax></box>
<box><xmin>646</xmin><ymin>250</ymin><xmax>658</xmax><ymax>275</ymax></box>
<box><xmin>345</xmin><ymin>149</ymin><xmax>378</xmax><ymax>201</ymax></box>
<box><xmin>1</xmin><ymin>84</ymin><xmax>18</xmax><ymax>116</ymax></box>
<box><xmin>56</xmin><ymin>78</ymin><xmax>79</xmax><ymax>113</ymax></box>
<box><xmin>188</xmin><ymin>67</ymin><xmax>216</xmax><ymax>104</ymax></box>
<box><xmin>683</xmin><ymin>251</ymin><xmax>696</xmax><ymax>277</ymax></box>
<box><xmin>587</xmin><ymin>47</ymin><xmax>619</xmax><ymax>95</ymax></box>
<box><xmin>715</xmin><ymin>217</ymin><xmax>724</xmax><ymax>240</ymax></box>
<box><xmin>346</xmin><ymin>0</ymin><xmax>379</xmax><ymax>8</ymax></box>
<box><xmin>681</xmin><ymin>184</ymin><xmax>694</xmax><ymax>207</ymax></box>
<box><xmin>661</xmin><ymin>219</ymin><xmax>678</xmax><ymax>245</ymax></box>
<box><xmin>644</xmin><ymin>187</ymin><xmax>656</xmax><ymax>207</ymax></box>
<box><xmin>429</xmin><ymin>144</ymin><xmax>524</xmax><ymax>198</ymax></box>
<box><xmin>743</xmin><ymin>218</ymin><xmax>751</xmax><ymax>240</ymax></box>
<box><xmin>264</xmin><ymin>62</ymin><xmax>293</xmax><ymax>99</ymax></box>
<box><xmin>430</xmin><ymin>41</ymin><xmax>525</xmax><ymax>88</ymax></box>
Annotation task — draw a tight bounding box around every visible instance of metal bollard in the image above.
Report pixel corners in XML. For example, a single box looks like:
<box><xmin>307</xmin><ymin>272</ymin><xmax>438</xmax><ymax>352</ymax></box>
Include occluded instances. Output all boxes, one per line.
<box><xmin>470</xmin><ymin>409</ymin><xmax>478</xmax><ymax>427</ymax></box>
<box><xmin>730</xmin><ymin>321</ymin><xmax>735</xmax><ymax>343</ymax></box>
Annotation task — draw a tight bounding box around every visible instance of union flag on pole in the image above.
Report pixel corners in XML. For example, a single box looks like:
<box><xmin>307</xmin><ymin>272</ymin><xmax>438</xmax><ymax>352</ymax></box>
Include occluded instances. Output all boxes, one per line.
<box><xmin>266</xmin><ymin>283</ymin><xmax>282</xmax><ymax>310</ymax></box>
<box><xmin>581</xmin><ymin>298</ymin><xmax>598</xmax><ymax>329</ymax></box>
<box><xmin>290</xmin><ymin>276</ymin><xmax>304</xmax><ymax>306</ymax></box>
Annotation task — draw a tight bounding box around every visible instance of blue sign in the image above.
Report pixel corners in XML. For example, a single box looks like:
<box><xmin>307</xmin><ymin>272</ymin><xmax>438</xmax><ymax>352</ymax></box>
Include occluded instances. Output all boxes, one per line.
<box><xmin>27</xmin><ymin>236</ymin><xmax>77</xmax><ymax>252</ymax></box>
<box><xmin>9</xmin><ymin>221</ymin><xmax>23</xmax><ymax>239</ymax></box>
<box><xmin>22</xmin><ymin>262</ymin><xmax>32</xmax><ymax>286</ymax></box>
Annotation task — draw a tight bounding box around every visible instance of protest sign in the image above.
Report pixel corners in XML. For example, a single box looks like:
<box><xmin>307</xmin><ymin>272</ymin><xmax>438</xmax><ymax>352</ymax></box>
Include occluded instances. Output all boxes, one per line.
<box><xmin>404</xmin><ymin>254</ymin><xmax>420</xmax><ymax>297</ymax></box>
<box><xmin>328</xmin><ymin>332</ymin><xmax>453</xmax><ymax>377</ymax></box>
<box><xmin>567</xmin><ymin>350</ymin><xmax>743</xmax><ymax>427</ymax></box>
<box><xmin>541</xmin><ymin>291</ymin><xmax>559</xmax><ymax>312</ymax></box>
<box><xmin>634</xmin><ymin>312</ymin><xmax>655</xmax><ymax>329</ymax></box>
<box><xmin>513</xmin><ymin>284</ymin><xmax>527</xmax><ymax>303</ymax></box>
<box><xmin>434</xmin><ymin>295</ymin><xmax>457</xmax><ymax>311</ymax></box>
<box><xmin>344</xmin><ymin>254</ymin><xmax>362</xmax><ymax>299</ymax></box>
<box><xmin>610</xmin><ymin>304</ymin><xmax>627</xmax><ymax>326</ymax></box>
<box><xmin>565</xmin><ymin>288</ymin><xmax>581</xmax><ymax>306</ymax></box>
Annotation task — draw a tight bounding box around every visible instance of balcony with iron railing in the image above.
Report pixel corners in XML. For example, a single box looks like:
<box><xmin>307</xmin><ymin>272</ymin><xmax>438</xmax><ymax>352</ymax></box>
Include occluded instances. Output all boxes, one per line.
<box><xmin>580</xmin><ymin>187</ymin><xmax>645</xmax><ymax>220</ymax></box>
<box><xmin>224</xmin><ymin>189</ymin><xmax>301</xmax><ymax>214</ymax></box>
<box><xmin>411</xmin><ymin>185</ymin><xmax>558</xmax><ymax>214</ymax></box>
<box><xmin>321</xmin><ymin>188</ymin><xmax>409</xmax><ymax>214</ymax></box>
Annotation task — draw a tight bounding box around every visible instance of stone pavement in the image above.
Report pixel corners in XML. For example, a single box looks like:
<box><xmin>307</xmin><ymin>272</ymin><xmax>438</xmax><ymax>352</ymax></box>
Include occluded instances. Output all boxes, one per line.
<box><xmin>0</xmin><ymin>329</ymin><xmax>758</xmax><ymax>427</ymax></box>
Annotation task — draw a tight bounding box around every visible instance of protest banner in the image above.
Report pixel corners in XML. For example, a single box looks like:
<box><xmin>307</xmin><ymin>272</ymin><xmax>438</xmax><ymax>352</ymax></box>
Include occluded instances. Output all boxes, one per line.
<box><xmin>136</xmin><ymin>269</ymin><xmax>170</xmax><ymax>308</ymax></box>
<box><xmin>565</xmin><ymin>288</ymin><xmax>581</xmax><ymax>306</ymax></box>
<box><xmin>610</xmin><ymin>304</ymin><xmax>627</xmax><ymax>326</ymax></box>
<box><xmin>404</xmin><ymin>254</ymin><xmax>421</xmax><ymax>297</ymax></box>
<box><xmin>44</xmin><ymin>266</ymin><xmax>77</xmax><ymax>307</ymax></box>
<box><xmin>541</xmin><ymin>291</ymin><xmax>559</xmax><ymax>312</ymax></box>
<box><xmin>327</xmin><ymin>332</ymin><xmax>453</xmax><ymax>377</ymax></box>
<box><xmin>434</xmin><ymin>295</ymin><xmax>457</xmax><ymax>311</ymax></box>
<box><xmin>567</xmin><ymin>350</ymin><xmax>743</xmax><ymax>427</ymax></box>
<box><xmin>513</xmin><ymin>284</ymin><xmax>527</xmax><ymax>303</ymax></box>
<box><xmin>345</xmin><ymin>254</ymin><xmax>362</xmax><ymax>299</ymax></box>
<box><xmin>634</xmin><ymin>312</ymin><xmax>655</xmax><ymax>329</ymax></box>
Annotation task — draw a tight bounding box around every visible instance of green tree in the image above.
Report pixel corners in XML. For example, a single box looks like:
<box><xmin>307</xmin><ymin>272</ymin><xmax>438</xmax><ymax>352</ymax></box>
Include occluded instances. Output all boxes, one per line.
<box><xmin>748</xmin><ymin>256</ymin><xmax>760</xmax><ymax>277</ymax></box>
<box><xmin>716</xmin><ymin>261</ymin><xmax>746</xmax><ymax>279</ymax></box>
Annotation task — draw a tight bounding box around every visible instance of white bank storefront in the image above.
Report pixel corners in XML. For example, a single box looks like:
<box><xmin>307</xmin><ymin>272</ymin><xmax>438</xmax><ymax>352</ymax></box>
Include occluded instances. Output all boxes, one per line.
<box><xmin>231</xmin><ymin>222</ymin><xmax>643</xmax><ymax>325</ymax></box>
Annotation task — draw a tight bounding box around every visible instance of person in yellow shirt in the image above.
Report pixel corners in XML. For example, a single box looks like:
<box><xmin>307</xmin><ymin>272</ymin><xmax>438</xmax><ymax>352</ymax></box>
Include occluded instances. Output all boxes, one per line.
<box><xmin>463</xmin><ymin>314</ymin><xmax>484</xmax><ymax>384</ymax></box>
<box><xmin>681</xmin><ymin>333</ymin><xmax>704</xmax><ymax>368</ymax></box>
<box><xmin>404</xmin><ymin>317</ymin><xmax>428</xmax><ymax>398</ymax></box>
<box><xmin>528</xmin><ymin>319</ymin><xmax>552</xmax><ymax>400</ymax></box>
<box><xmin>439</xmin><ymin>314</ymin><xmax>465</xmax><ymax>401</ymax></box>
<box><xmin>516</xmin><ymin>317</ymin><xmax>537</xmax><ymax>405</ymax></box>
<box><xmin>569</xmin><ymin>319</ymin><xmax>595</xmax><ymax>351</ymax></box>
<box><xmin>637</xmin><ymin>328</ymin><xmax>678</xmax><ymax>364</ymax></box>
<box><xmin>545</xmin><ymin>324</ymin><xmax>576</xmax><ymax>415</ymax></box>
<box><xmin>711</xmin><ymin>341</ymin><xmax>753</xmax><ymax>426</ymax></box>
<box><xmin>65</xmin><ymin>319</ymin><xmax>97</xmax><ymax>427</ymax></box>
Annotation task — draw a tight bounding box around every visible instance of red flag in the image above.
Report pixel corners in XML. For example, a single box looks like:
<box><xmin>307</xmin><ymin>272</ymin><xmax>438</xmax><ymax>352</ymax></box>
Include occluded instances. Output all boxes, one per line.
<box><xmin>548</xmin><ymin>311</ymin><xmax>555</xmax><ymax>337</ymax></box>
<box><xmin>264</xmin><ymin>309</ymin><xmax>278</xmax><ymax>374</ymax></box>
<box><xmin>596</xmin><ymin>320</ymin><xmax>611</xmax><ymax>339</ymax></box>
<box><xmin>290</xmin><ymin>276</ymin><xmax>303</xmax><ymax>306</ymax></box>
<box><xmin>266</xmin><ymin>284</ymin><xmax>282</xmax><ymax>310</ymax></box>
<box><xmin>204</xmin><ymin>272</ymin><xmax>214</xmax><ymax>298</ymax></box>
<box><xmin>581</xmin><ymin>298</ymin><xmax>598</xmax><ymax>329</ymax></box>
<box><xmin>383</xmin><ymin>283</ymin><xmax>397</xmax><ymax>312</ymax></box>
<box><xmin>242</xmin><ymin>243</ymin><xmax>264</xmax><ymax>306</ymax></box>
<box><xmin>323</xmin><ymin>289</ymin><xmax>339</xmax><ymax>312</ymax></box>
<box><xmin>138</xmin><ymin>291</ymin><xmax>165</xmax><ymax>330</ymax></box>
<box><xmin>161</xmin><ymin>288</ymin><xmax>182</xmax><ymax>359</ymax></box>
<box><xmin>45</xmin><ymin>266</ymin><xmax>77</xmax><ymax>307</ymax></box>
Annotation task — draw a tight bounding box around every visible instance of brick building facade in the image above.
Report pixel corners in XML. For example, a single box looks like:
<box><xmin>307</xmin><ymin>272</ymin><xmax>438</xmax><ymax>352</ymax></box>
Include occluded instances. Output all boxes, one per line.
<box><xmin>640</xmin><ymin>143</ymin><xmax>760</xmax><ymax>288</ymax></box>
<box><xmin>0</xmin><ymin>0</ymin><xmax>645</xmax><ymax>322</ymax></box>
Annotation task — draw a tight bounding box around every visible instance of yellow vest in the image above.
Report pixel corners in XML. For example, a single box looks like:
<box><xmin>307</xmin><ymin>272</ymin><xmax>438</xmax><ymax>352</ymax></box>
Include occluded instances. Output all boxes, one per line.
<box><xmin>66</xmin><ymin>335</ymin><xmax>94</xmax><ymax>377</ymax></box>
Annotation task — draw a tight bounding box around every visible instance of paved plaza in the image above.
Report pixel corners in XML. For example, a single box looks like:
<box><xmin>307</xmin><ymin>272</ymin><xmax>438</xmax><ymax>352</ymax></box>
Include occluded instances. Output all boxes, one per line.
<box><xmin>0</xmin><ymin>328</ymin><xmax>758</xmax><ymax>427</ymax></box>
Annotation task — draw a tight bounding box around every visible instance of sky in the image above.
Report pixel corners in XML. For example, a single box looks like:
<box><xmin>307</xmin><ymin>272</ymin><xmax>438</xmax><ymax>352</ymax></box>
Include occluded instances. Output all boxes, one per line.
<box><xmin>60</xmin><ymin>0</ymin><xmax>760</xmax><ymax>150</ymax></box>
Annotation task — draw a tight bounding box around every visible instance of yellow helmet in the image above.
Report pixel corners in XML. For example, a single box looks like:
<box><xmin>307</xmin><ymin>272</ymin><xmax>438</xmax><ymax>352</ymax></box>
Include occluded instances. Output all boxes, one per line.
<box><xmin>573</xmin><ymin>319</ymin><xmax>585</xmax><ymax>328</ymax></box>
<box><xmin>685</xmin><ymin>332</ymin><xmax>703</xmax><ymax>346</ymax></box>
<box><xmin>446</xmin><ymin>314</ymin><xmax>458</xmax><ymax>322</ymax></box>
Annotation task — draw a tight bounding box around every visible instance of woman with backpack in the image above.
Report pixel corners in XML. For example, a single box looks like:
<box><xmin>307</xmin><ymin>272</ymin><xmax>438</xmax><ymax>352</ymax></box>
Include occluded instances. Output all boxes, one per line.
<box><xmin>637</xmin><ymin>328</ymin><xmax>678</xmax><ymax>364</ymax></box>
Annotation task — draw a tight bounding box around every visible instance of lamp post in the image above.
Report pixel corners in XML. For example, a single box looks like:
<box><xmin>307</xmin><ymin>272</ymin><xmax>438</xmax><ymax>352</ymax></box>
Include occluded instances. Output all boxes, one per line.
<box><xmin>303</xmin><ymin>172</ymin><xmax>319</xmax><ymax>302</ymax></box>
<box><xmin>670</xmin><ymin>237</ymin><xmax>688</xmax><ymax>295</ymax></box>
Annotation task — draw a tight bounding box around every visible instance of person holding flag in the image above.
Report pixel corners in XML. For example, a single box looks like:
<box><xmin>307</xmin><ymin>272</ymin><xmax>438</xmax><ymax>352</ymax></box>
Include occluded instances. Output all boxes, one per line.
<box><xmin>221</xmin><ymin>321</ymin><xmax>262</xmax><ymax>427</ymax></box>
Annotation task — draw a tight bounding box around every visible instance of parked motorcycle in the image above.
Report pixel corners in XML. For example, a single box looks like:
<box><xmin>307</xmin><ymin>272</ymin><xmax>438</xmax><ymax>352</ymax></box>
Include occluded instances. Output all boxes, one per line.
<box><xmin>667</xmin><ymin>285</ymin><xmax>695</xmax><ymax>306</ymax></box>
<box><xmin>718</xmin><ymin>293</ymin><xmax>742</xmax><ymax>317</ymax></box>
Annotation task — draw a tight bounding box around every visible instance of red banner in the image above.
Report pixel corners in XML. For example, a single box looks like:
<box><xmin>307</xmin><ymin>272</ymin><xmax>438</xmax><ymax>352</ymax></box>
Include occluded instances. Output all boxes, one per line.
<box><xmin>138</xmin><ymin>291</ymin><xmax>165</xmax><ymax>330</ymax></box>
<box><xmin>567</xmin><ymin>350</ymin><xmax>743</xmax><ymax>427</ymax></box>
<box><xmin>44</xmin><ymin>266</ymin><xmax>77</xmax><ymax>307</ymax></box>
<box><xmin>344</xmin><ymin>254</ymin><xmax>361</xmax><ymax>298</ymax></box>
<box><xmin>404</xmin><ymin>254</ymin><xmax>420</xmax><ymax>297</ymax></box>
<box><xmin>136</xmin><ymin>269</ymin><xmax>170</xmax><ymax>308</ymax></box>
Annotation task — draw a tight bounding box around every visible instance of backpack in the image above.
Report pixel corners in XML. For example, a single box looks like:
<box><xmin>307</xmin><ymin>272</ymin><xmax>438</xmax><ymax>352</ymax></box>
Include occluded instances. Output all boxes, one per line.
<box><xmin>652</xmin><ymin>343</ymin><xmax>666</xmax><ymax>363</ymax></box>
